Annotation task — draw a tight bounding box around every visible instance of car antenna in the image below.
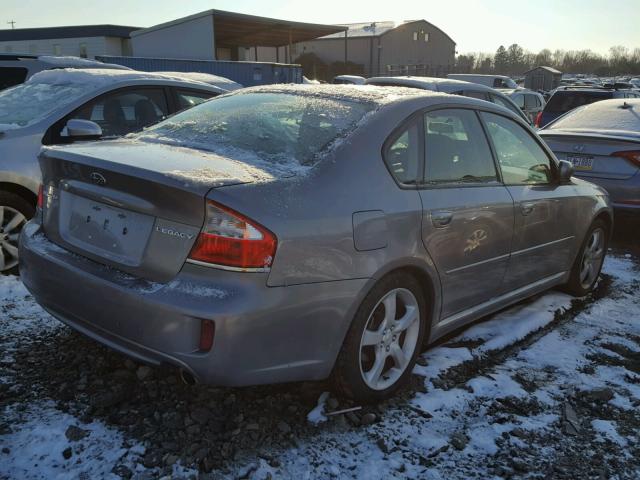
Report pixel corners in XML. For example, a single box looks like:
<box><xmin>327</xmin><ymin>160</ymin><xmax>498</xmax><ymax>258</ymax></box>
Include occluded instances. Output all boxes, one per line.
<box><xmin>619</xmin><ymin>102</ymin><xmax>632</xmax><ymax>109</ymax></box>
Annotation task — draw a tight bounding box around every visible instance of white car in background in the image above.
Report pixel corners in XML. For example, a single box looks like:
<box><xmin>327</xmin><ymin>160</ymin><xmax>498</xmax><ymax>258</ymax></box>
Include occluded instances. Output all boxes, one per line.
<box><xmin>0</xmin><ymin>54</ymin><xmax>131</xmax><ymax>90</ymax></box>
<box><xmin>447</xmin><ymin>74</ymin><xmax>518</xmax><ymax>89</ymax></box>
<box><xmin>0</xmin><ymin>68</ymin><xmax>227</xmax><ymax>272</ymax></box>
<box><xmin>501</xmin><ymin>89</ymin><xmax>546</xmax><ymax>124</ymax></box>
<box><xmin>333</xmin><ymin>75</ymin><xmax>366</xmax><ymax>85</ymax></box>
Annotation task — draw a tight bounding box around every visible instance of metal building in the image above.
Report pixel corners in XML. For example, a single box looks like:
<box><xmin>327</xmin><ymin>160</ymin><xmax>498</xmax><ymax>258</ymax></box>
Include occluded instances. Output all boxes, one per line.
<box><xmin>0</xmin><ymin>25</ymin><xmax>138</xmax><ymax>58</ymax></box>
<box><xmin>524</xmin><ymin>66</ymin><xmax>562</xmax><ymax>92</ymax></box>
<box><xmin>131</xmin><ymin>10</ymin><xmax>346</xmax><ymax>64</ymax></box>
<box><xmin>291</xmin><ymin>20</ymin><xmax>456</xmax><ymax>77</ymax></box>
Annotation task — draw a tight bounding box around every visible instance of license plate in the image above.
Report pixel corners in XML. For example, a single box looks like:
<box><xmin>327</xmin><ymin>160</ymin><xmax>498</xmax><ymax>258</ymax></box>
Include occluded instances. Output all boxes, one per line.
<box><xmin>567</xmin><ymin>154</ymin><xmax>594</xmax><ymax>170</ymax></box>
<box><xmin>60</xmin><ymin>192</ymin><xmax>154</xmax><ymax>263</ymax></box>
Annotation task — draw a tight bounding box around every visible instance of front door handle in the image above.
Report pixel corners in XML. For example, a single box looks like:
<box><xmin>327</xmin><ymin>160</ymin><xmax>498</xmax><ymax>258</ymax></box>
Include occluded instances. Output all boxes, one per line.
<box><xmin>431</xmin><ymin>210</ymin><xmax>453</xmax><ymax>228</ymax></box>
<box><xmin>521</xmin><ymin>202</ymin><xmax>536</xmax><ymax>216</ymax></box>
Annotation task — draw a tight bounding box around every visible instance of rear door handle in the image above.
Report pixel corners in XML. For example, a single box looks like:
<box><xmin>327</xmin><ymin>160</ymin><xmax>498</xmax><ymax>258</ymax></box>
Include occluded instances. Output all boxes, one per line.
<box><xmin>431</xmin><ymin>210</ymin><xmax>453</xmax><ymax>228</ymax></box>
<box><xmin>521</xmin><ymin>202</ymin><xmax>536</xmax><ymax>216</ymax></box>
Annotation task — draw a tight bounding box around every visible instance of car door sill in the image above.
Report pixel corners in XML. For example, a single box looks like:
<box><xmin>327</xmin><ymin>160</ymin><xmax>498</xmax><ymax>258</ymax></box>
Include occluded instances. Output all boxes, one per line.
<box><xmin>432</xmin><ymin>271</ymin><xmax>567</xmax><ymax>340</ymax></box>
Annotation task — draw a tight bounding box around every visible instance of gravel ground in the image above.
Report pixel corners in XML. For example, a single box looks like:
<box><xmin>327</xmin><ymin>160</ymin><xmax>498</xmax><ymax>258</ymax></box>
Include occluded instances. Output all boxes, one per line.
<box><xmin>1</xmin><ymin>226</ymin><xmax>639</xmax><ymax>480</ymax></box>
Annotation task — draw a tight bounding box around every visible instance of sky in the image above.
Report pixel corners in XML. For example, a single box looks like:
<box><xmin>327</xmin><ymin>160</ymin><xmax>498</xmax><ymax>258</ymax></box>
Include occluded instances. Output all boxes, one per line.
<box><xmin>2</xmin><ymin>0</ymin><xmax>639</xmax><ymax>55</ymax></box>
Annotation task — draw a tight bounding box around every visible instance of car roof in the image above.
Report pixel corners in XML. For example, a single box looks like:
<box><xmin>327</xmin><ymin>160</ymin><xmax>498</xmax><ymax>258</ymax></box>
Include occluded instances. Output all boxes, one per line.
<box><xmin>155</xmin><ymin>71</ymin><xmax>243</xmax><ymax>90</ymax></box>
<box><xmin>366</xmin><ymin>76</ymin><xmax>493</xmax><ymax>93</ymax></box>
<box><xmin>26</xmin><ymin>68</ymin><xmax>228</xmax><ymax>93</ymax></box>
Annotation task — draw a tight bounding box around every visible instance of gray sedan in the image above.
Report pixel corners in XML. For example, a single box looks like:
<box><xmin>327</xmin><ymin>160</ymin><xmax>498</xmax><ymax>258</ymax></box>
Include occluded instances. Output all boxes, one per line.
<box><xmin>539</xmin><ymin>98</ymin><xmax>640</xmax><ymax>215</ymax></box>
<box><xmin>20</xmin><ymin>85</ymin><xmax>612</xmax><ymax>402</ymax></box>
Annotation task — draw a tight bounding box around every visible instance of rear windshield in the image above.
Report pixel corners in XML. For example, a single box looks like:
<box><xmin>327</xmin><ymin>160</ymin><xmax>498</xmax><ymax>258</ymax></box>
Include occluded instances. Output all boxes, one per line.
<box><xmin>138</xmin><ymin>92</ymin><xmax>374</xmax><ymax>168</ymax></box>
<box><xmin>0</xmin><ymin>81</ymin><xmax>95</xmax><ymax>128</ymax></box>
<box><xmin>0</xmin><ymin>67</ymin><xmax>28</xmax><ymax>90</ymax></box>
<box><xmin>545</xmin><ymin>91</ymin><xmax>612</xmax><ymax>114</ymax></box>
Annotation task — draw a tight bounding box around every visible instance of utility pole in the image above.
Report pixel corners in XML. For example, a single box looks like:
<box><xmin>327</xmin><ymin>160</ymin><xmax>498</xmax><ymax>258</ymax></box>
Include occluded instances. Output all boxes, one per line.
<box><xmin>7</xmin><ymin>20</ymin><xmax>16</xmax><ymax>29</ymax></box>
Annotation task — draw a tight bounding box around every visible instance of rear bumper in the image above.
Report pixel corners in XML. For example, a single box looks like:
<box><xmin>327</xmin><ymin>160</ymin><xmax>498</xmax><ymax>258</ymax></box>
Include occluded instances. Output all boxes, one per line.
<box><xmin>19</xmin><ymin>222</ymin><xmax>367</xmax><ymax>386</ymax></box>
<box><xmin>573</xmin><ymin>174</ymin><xmax>640</xmax><ymax>214</ymax></box>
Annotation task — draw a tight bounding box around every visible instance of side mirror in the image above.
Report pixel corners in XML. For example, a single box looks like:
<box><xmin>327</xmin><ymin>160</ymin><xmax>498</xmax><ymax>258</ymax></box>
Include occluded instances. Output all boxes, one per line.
<box><xmin>558</xmin><ymin>160</ymin><xmax>574</xmax><ymax>183</ymax></box>
<box><xmin>61</xmin><ymin>119</ymin><xmax>102</xmax><ymax>140</ymax></box>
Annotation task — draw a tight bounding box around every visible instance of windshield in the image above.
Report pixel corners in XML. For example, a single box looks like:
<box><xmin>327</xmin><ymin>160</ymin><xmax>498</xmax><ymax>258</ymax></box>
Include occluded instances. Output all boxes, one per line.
<box><xmin>137</xmin><ymin>92</ymin><xmax>375</xmax><ymax>168</ymax></box>
<box><xmin>0</xmin><ymin>81</ymin><xmax>94</xmax><ymax>129</ymax></box>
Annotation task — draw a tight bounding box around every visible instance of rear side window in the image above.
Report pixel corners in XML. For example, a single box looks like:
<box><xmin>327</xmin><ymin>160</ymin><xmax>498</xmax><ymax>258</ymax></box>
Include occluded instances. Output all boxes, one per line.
<box><xmin>545</xmin><ymin>91</ymin><xmax>612</xmax><ymax>113</ymax></box>
<box><xmin>513</xmin><ymin>94</ymin><xmax>525</xmax><ymax>108</ymax></box>
<box><xmin>464</xmin><ymin>90</ymin><xmax>489</xmax><ymax>101</ymax></box>
<box><xmin>424</xmin><ymin>109</ymin><xmax>498</xmax><ymax>184</ymax></box>
<box><xmin>0</xmin><ymin>67</ymin><xmax>28</xmax><ymax>90</ymax></box>
<box><xmin>71</xmin><ymin>88</ymin><xmax>169</xmax><ymax>137</ymax></box>
<box><xmin>384</xmin><ymin>123</ymin><xmax>420</xmax><ymax>184</ymax></box>
<box><xmin>489</xmin><ymin>93</ymin><xmax>524</xmax><ymax>118</ymax></box>
<box><xmin>176</xmin><ymin>89</ymin><xmax>215</xmax><ymax>111</ymax></box>
<box><xmin>524</xmin><ymin>94</ymin><xmax>540</xmax><ymax>109</ymax></box>
<box><xmin>482</xmin><ymin>112</ymin><xmax>553</xmax><ymax>185</ymax></box>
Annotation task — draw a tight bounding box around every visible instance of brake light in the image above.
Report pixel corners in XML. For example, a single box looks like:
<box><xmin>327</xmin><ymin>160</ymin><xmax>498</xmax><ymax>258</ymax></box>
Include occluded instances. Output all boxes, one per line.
<box><xmin>534</xmin><ymin>111</ymin><xmax>543</xmax><ymax>128</ymax></box>
<box><xmin>611</xmin><ymin>150</ymin><xmax>640</xmax><ymax>168</ymax></box>
<box><xmin>188</xmin><ymin>201</ymin><xmax>277</xmax><ymax>270</ymax></box>
<box><xmin>37</xmin><ymin>184</ymin><xmax>43</xmax><ymax>208</ymax></box>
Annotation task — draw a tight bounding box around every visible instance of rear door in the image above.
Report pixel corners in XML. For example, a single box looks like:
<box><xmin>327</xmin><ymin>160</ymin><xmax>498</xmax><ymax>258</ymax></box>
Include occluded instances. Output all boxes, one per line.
<box><xmin>418</xmin><ymin>108</ymin><xmax>514</xmax><ymax>318</ymax></box>
<box><xmin>480</xmin><ymin>112</ymin><xmax>578</xmax><ymax>288</ymax></box>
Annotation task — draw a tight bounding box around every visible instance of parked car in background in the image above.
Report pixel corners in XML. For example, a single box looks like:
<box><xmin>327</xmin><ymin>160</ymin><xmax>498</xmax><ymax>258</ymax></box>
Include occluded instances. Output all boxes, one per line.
<box><xmin>365</xmin><ymin>76</ymin><xmax>531</xmax><ymax>124</ymax></box>
<box><xmin>447</xmin><ymin>74</ymin><xmax>518</xmax><ymax>89</ymax></box>
<box><xmin>0</xmin><ymin>68</ymin><xmax>227</xmax><ymax>273</ymax></box>
<box><xmin>156</xmin><ymin>72</ymin><xmax>243</xmax><ymax>91</ymax></box>
<box><xmin>333</xmin><ymin>75</ymin><xmax>366</xmax><ymax>85</ymax></box>
<box><xmin>0</xmin><ymin>54</ymin><xmax>130</xmax><ymax>90</ymax></box>
<box><xmin>20</xmin><ymin>85</ymin><xmax>611</xmax><ymax>402</ymax></box>
<box><xmin>539</xmin><ymin>98</ymin><xmax>640</xmax><ymax>216</ymax></box>
<box><xmin>536</xmin><ymin>87</ymin><xmax>640</xmax><ymax>128</ymax></box>
<box><xmin>501</xmin><ymin>89</ymin><xmax>546</xmax><ymax>124</ymax></box>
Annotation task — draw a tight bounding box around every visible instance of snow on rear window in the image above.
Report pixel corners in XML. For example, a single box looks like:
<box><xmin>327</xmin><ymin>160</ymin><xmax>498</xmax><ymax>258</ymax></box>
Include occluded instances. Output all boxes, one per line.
<box><xmin>546</xmin><ymin>99</ymin><xmax>640</xmax><ymax>135</ymax></box>
<box><xmin>136</xmin><ymin>92</ymin><xmax>375</xmax><ymax>169</ymax></box>
<box><xmin>0</xmin><ymin>82</ymin><xmax>94</xmax><ymax>128</ymax></box>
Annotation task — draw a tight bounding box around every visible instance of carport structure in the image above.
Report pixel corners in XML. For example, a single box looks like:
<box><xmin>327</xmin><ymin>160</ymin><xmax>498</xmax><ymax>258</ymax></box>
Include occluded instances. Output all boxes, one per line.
<box><xmin>131</xmin><ymin>9</ymin><xmax>348</xmax><ymax>64</ymax></box>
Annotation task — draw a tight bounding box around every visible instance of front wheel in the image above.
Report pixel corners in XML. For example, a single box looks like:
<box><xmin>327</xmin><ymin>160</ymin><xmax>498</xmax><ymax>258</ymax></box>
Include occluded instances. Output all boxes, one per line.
<box><xmin>332</xmin><ymin>272</ymin><xmax>427</xmax><ymax>403</ymax></box>
<box><xmin>563</xmin><ymin>219</ymin><xmax>608</xmax><ymax>296</ymax></box>
<box><xmin>0</xmin><ymin>191</ymin><xmax>34</xmax><ymax>275</ymax></box>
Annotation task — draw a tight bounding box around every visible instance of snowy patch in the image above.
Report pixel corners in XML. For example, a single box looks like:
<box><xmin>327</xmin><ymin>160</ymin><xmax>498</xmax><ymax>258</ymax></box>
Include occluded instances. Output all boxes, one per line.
<box><xmin>307</xmin><ymin>392</ymin><xmax>330</xmax><ymax>424</ymax></box>
<box><xmin>592</xmin><ymin>419</ymin><xmax>628</xmax><ymax>447</ymax></box>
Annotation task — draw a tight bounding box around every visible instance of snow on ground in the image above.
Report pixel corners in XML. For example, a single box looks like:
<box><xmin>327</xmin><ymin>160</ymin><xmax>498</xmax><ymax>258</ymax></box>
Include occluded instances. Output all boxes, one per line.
<box><xmin>1</xmin><ymin>254</ymin><xmax>639</xmax><ymax>479</ymax></box>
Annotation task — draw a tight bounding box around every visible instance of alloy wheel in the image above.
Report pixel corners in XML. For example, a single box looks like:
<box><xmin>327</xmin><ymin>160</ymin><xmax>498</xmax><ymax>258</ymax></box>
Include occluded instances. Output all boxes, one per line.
<box><xmin>0</xmin><ymin>206</ymin><xmax>26</xmax><ymax>272</ymax></box>
<box><xmin>359</xmin><ymin>288</ymin><xmax>420</xmax><ymax>390</ymax></box>
<box><xmin>579</xmin><ymin>227</ymin><xmax>605</xmax><ymax>290</ymax></box>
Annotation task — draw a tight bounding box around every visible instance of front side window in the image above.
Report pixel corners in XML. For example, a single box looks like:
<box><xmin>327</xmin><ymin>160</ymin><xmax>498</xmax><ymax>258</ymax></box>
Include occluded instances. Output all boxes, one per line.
<box><xmin>384</xmin><ymin>123</ymin><xmax>420</xmax><ymax>184</ymax></box>
<box><xmin>176</xmin><ymin>89</ymin><xmax>215</xmax><ymax>111</ymax></box>
<box><xmin>71</xmin><ymin>88</ymin><xmax>169</xmax><ymax>137</ymax></box>
<box><xmin>424</xmin><ymin>109</ymin><xmax>498</xmax><ymax>184</ymax></box>
<box><xmin>482</xmin><ymin>112</ymin><xmax>553</xmax><ymax>185</ymax></box>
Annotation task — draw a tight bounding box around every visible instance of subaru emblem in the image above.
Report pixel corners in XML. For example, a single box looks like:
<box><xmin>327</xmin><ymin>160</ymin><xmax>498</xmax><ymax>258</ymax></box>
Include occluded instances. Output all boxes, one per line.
<box><xmin>90</xmin><ymin>172</ymin><xmax>107</xmax><ymax>185</ymax></box>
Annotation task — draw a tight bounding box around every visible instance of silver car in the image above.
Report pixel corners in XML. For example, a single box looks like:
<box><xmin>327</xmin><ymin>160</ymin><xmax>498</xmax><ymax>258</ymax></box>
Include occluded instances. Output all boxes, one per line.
<box><xmin>365</xmin><ymin>76</ymin><xmax>531</xmax><ymax>124</ymax></box>
<box><xmin>20</xmin><ymin>85</ymin><xmax>612</xmax><ymax>402</ymax></box>
<box><xmin>0</xmin><ymin>68</ymin><xmax>227</xmax><ymax>272</ymax></box>
<box><xmin>539</xmin><ymin>98</ymin><xmax>640</xmax><ymax>216</ymax></box>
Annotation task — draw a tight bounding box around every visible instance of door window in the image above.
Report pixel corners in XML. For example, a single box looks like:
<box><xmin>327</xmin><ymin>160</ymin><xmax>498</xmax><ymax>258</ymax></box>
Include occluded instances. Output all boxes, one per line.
<box><xmin>481</xmin><ymin>112</ymin><xmax>553</xmax><ymax>185</ymax></box>
<box><xmin>0</xmin><ymin>67</ymin><xmax>27</xmax><ymax>90</ymax></box>
<box><xmin>176</xmin><ymin>89</ymin><xmax>215</xmax><ymax>111</ymax></box>
<box><xmin>489</xmin><ymin>93</ymin><xmax>524</xmax><ymax>119</ymax></box>
<box><xmin>424</xmin><ymin>109</ymin><xmax>498</xmax><ymax>184</ymax></box>
<box><xmin>384</xmin><ymin>122</ymin><xmax>420</xmax><ymax>185</ymax></box>
<box><xmin>524</xmin><ymin>94</ymin><xmax>539</xmax><ymax>109</ymax></box>
<box><xmin>71</xmin><ymin>88</ymin><xmax>169</xmax><ymax>137</ymax></box>
<box><xmin>513</xmin><ymin>94</ymin><xmax>525</xmax><ymax>108</ymax></box>
<box><xmin>464</xmin><ymin>90</ymin><xmax>489</xmax><ymax>101</ymax></box>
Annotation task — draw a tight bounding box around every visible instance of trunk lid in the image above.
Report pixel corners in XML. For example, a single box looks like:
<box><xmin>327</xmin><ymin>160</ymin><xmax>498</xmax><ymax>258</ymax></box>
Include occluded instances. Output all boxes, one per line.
<box><xmin>539</xmin><ymin>132</ymin><xmax>640</xmax><ymax>180</ymax></box>
<box><xmin>39</xmin><ymin>139</ymin><xmax>265</xmax><ymax>282</ymax></box>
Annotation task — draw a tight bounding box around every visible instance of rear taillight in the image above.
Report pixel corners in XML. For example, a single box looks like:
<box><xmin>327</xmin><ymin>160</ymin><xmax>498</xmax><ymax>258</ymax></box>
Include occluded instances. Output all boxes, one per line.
<box><xmin>188</xmin><ymin>200</ymin><xmax>277</xmax><ymax>270</ymax></box>
<box><xmin>37</xmin><ymin>184</ymin><xmax>43</xmax><ymax>208</ymax></box>
<box><xmin>611</xmin><ymin>150</ymin><xmax>640</xmax><ymax>168</ymax></box>
<box><xmin>534</xmin><ymin>111</ymin><xmax>543</xmax><ymax>128</ymax></box>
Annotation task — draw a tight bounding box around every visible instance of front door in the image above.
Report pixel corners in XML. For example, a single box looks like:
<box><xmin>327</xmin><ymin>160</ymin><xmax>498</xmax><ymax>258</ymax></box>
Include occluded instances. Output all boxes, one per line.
<box><xmin>418</xmin><ymin>108</ymin><xmax>515</xmax><ymax>319</ymax></box>
<box><xmin>480</xmin><ymin>111</ymin><xmax>578</xmax><ymax>289</ymax></box>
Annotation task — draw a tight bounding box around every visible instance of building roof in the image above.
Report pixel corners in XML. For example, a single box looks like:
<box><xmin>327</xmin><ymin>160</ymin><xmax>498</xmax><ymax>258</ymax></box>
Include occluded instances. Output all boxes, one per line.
<box><xmin>0</xmin><ymin>25</ymin><xmax>140</xmax><ymax>42</ymax></box>
<box><xmin>132</xmin><ymin>9</ymin><xmax>347</xmax><ymax>47</ymax></box>
<box><xmin>318</xmin><ymin>19</ymin><xmax>456</xmax><ymax>46</ymax></box>
<box><xmin>525</xmin><ymin>66</ymin><xmax>562</xmax><ymax>75</ymax></box>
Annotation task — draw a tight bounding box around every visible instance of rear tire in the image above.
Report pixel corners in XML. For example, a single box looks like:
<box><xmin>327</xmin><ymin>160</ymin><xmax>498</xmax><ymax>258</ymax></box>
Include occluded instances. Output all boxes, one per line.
<box><xmin>563</xmin><ymin>219</ymin><xmax>608</xmax><ymax>297</ymax></box>
<box><xmin>0</xmin><ymin>191</ymin><xmax>34</xmax><ymax>275</ymax></box>
<box><xmin>332</xmin><ymin>272</ymin><xmax>427</xmax><ymax>403</ymax></box>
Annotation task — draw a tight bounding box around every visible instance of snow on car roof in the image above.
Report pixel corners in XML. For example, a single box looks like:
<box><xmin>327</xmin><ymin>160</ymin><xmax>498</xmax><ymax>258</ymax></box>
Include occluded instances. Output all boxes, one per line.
<box><xmin>237</xmin><ymin>83</ymin><xmax>431</xmax><ymax>104</ymax></box>
<box><xmin>543</xmin><ymin>98</ymin><xmax>640</xmax><ymax>138</ymax></box>
<box><xmin>26</xmin><ymin>68</ymin><xmax>223</xmax><ymax>90</ymax></box>
<box><xmin>366</xmin><ymin>76</ymin><xmax>485</xmax><ymax>91</ymax></box>
<box><xmin>37</xmin><ymin>56</ymin><xmax>131</xmax><ymax>70</ymax></box>
<box><xmin>155</xmin><ymin>71</ymin><xmax>243</xmax><ymax>90</ymax></box>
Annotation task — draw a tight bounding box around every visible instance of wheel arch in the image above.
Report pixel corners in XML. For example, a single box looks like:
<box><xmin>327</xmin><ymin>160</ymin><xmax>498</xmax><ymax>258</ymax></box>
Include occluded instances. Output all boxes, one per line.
<box><xmin>0</xmin><ymin>182</ymin><xmax>38</xmax><ymax>208</ymax></box>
